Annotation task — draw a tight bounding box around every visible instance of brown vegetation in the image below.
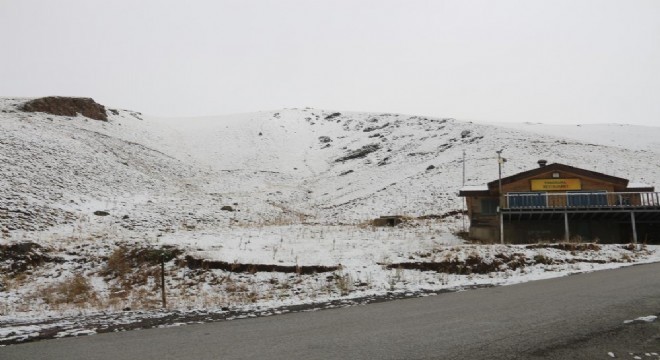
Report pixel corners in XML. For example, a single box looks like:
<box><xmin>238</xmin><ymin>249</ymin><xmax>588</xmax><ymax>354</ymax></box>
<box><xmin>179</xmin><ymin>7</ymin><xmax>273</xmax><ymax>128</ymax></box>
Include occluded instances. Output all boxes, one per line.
<box><xmin>0</xmin><ymin>242</ymin><xmax>61</xmax><ymax>276</ymax></box>
<box><xmin>386</xmin><ymin>253</ymin><xmax>527</xmax><ymax>275</ymax></box>
<box><xmin>21</xmin><ymin>96</ymin><xmax>108</xmax><ymax>121</ymax></box>
<box><xmin>184</xmin><ymin>256</ymin><xmax>339</xmax><ymax>274</ymax></box>
<box><xmin>526</xmin><ymin>243</ymin><xmax>601</xmax><ymax>251</ymax></box>
<box><xmin>41</xmin><ymin>274</ymin><xmax>98</xmax><ymax>307</ymax></box>
<box><xmin>101</xmin><ymin>245</ymin><xmax>181</xmax><ymax>304</ymax></box>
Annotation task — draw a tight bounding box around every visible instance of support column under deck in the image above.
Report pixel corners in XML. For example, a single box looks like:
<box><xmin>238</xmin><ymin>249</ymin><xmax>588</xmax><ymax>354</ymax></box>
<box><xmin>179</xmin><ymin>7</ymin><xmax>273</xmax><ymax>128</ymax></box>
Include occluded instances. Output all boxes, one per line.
<box><xmin>499</xmin><ymin>211</ymin><xmax>504</xmax><ymax>244</ymax></box>
<box><xmin>564</xmin><ymin>211</ymin><xmax>570</xmax><ymax>242</ymax></box>
<box><xmin>631</xmin><ymin>211</ymin><xmax>638</xmax><ymax>245</ymax></box>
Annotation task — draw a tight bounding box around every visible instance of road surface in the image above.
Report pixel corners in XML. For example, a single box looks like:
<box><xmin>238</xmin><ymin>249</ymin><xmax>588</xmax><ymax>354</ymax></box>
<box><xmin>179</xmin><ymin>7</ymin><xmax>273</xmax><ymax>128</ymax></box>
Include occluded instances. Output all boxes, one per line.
<box><xmin>3</xmin><ymin>263</ymin><xmax>660</xmax><ymax>359</ymax></box>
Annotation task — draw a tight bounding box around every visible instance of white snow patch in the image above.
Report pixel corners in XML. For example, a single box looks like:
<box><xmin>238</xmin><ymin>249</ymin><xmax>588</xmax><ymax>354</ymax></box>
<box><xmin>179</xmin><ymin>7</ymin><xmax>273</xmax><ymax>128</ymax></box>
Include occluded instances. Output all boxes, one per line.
<box><xmin>623</xmin><ymin>315</ymin><xmax>658</xmax><ymax>324</ymax></box>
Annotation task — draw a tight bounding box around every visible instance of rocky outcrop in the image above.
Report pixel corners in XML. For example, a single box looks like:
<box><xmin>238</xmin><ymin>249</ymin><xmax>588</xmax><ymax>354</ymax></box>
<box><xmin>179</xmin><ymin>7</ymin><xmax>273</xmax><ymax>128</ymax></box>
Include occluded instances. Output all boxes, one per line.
<box><xmin>21</xmin><ymin>96</ymin><xmax>108</xmax><ymax>121</ymax></box>
<box><xmin>335</xmin><ymin>144</ymin><xmax>381</xmax><ymax>162</ymax></box>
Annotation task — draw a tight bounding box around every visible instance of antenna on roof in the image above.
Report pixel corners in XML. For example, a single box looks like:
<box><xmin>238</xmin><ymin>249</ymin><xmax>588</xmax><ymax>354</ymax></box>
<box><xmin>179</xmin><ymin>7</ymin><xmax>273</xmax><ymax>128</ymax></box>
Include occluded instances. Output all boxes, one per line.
<box><xmin>462</xmin><ymin>150</ymin><xmax>466</xmax><ymax>186</ymax></box>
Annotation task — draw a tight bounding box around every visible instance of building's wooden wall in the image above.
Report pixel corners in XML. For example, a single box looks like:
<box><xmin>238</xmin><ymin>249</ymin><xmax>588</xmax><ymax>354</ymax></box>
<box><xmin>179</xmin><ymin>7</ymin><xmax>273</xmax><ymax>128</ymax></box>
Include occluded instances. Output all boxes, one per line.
<box><xmin>464</xmin><ymin>167</ymin><xmax>635</xmax><ymax>242</ymax></box>
<box><xmin>466</xmin><ymin>196</ymin><xmax>499</xmax><ymax>241</ymax></box>
<box><xmin>501</xmin><ymin>169</ymin><xmax>622</xmax><ymax>194</ymax></box>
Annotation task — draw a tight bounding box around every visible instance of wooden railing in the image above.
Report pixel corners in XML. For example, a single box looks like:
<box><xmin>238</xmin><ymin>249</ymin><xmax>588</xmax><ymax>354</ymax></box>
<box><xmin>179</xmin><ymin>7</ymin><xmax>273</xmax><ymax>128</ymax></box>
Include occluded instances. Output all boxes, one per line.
<box><xmin>504</xmin><ymin>192</ymin><xmax>660</xmax><ymax>209</ymax></box>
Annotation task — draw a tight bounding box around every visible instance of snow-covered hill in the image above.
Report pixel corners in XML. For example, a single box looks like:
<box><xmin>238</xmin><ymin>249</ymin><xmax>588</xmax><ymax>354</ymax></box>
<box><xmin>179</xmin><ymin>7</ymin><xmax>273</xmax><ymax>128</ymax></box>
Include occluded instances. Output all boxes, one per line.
<box><xmin>492</xmin><ymin>121</ymin><xmax>660</xmax><ymax>152</ymax></box>
<box><xmin>2</xmin><ymin>97</ymin><xmax>659</xmax><ymax>235</ymax></box>
<box><xmin>3</xmin><ymin>97</ymin><xmax>660</xmax><ymax>343</ymax></box>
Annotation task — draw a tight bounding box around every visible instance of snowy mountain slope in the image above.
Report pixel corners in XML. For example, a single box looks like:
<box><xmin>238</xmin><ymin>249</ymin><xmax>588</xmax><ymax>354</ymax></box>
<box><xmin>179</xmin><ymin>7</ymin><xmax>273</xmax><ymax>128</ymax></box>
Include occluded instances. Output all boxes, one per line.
<box><xmin>0</xmin><ymin>98</ymin><xmax>277</xmax><ymax>234</ymax></box>
<box><xmin>491</xmin><ymin>121</ymin><xmax>660</xmax><ymax>152</ymax></box>
<box><xmin>4</xmin><ymin>97</ymin><xmax>660</xmax><ymax>342</ymax></box>
<box><xmin>122</xmin><ymin>109</ymin><xmax>660</xmax><ymax>223</ymax></box>
<box><xmin>1</xmin><ymin>97</ymin><xmax>660</xmax><ymax>234</ymax></box>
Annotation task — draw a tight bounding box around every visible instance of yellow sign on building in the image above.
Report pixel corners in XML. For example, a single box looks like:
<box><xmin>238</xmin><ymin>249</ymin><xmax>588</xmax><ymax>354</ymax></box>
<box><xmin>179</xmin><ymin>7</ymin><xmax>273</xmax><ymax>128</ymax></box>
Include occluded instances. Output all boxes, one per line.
<box><xmin>530</xmin><ymin>178</ymin><xmax>582</xmax><ymax>191</ymax></box>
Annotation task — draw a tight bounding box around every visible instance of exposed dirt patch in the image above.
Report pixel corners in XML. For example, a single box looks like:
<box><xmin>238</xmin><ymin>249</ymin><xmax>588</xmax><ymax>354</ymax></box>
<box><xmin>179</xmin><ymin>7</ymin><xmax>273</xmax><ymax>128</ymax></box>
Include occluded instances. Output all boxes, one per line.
<box><xmin>21</xmin><ymin>96</ymin><xmax>108</xmax><ymax>121</ymax></box>
<box><xmin>0</xmin><ymin>242</ymin><xmax>62</xmax><ymax>275</ymax></box>
<box><xmin>371</xmin><ymin>216</ymin><xmax>407</xmax><ymax>227</ymax></box>
<box><xmin>184</xmin><ymin>256</ymin><xmax>339</xmax><ymax>274</ymax></box>
<box><xmin>417</xmin><ymin>210</ymin><xmax>467</xmax><ymax>220</ymax></box>
<box><xmin>387</xmin><ymin>245</ymin><xmax>622</xmax><ymax>273</ymax></box>
<box><xmin>386</xmin><ymin>253</ymin><xmax>527</xmax><ymax>275</ymax></box>
<box><xmin>526</xmin><ymin>243</ymin><xmax>601</xmax><ymax>252</ymax></box>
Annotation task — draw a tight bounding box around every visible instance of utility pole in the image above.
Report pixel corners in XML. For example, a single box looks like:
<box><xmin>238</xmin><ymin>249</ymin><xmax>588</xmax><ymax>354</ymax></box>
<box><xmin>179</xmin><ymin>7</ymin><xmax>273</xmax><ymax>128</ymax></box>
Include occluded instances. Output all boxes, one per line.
<box><xmin>462</xmin><ymin>150</ymin><xmax>466</xmax><ymax>232</ymax></box>
<box><xmin>462</xmin><ymin>150</ymin><xmax>466</xmax><ymax>186</ymax></box>
<box><xmin>496</xmin><ymin>150</ymin><xmax>504</xmax><ymax>207</ymax></box>
<box><xmin>496</xmin><ymin>150</ymin><xmax>505</xmax><ymax>244</ymax></box>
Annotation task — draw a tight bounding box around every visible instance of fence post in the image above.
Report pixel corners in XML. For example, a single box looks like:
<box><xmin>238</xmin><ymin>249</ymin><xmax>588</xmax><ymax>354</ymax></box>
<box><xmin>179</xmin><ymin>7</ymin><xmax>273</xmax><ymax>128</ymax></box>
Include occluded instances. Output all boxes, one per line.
<box><xmin>161</xmin><ymin>253</ymin><xmax>167</xmax><ymax>309</ymax></box>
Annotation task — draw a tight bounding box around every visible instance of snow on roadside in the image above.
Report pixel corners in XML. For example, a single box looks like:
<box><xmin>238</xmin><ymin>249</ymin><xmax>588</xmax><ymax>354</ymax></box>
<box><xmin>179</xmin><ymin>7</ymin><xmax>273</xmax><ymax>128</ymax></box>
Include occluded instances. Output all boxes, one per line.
<box><xmin>623</xmin><ymin>315</ymin><xmax>658</xmax><ymax>324</ymax></box>
<box><xmin>2</xmin><ymin>219</ymin><xmax>659</xmax><ymax>346</ymax></box>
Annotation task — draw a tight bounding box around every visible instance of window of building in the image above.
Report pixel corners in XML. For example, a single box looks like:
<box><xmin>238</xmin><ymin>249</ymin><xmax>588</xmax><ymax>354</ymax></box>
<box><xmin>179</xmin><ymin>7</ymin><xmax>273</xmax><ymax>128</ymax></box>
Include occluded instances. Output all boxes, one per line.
<box><xmin>508</xmin><ymin>192</ymin><xmax>548</xmax><ymax>208</ymax></box>
<box><xmin>567</xmin><ymin>190</ymin><xmax>607</xmax><ymax>207</ymax></box>
<box><xmin>480</xmin><ymin>199</ymin><xmax>499</xmax><ymax>215</ymax></box>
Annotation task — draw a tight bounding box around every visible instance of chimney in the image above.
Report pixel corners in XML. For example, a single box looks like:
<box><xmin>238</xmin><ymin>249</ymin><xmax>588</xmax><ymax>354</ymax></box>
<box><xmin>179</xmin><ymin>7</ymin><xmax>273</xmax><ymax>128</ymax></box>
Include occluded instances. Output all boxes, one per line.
<box><xmin>538</xmin><ymin>159</ymin><xmax>547</xmax><ymax>167</ymax></box>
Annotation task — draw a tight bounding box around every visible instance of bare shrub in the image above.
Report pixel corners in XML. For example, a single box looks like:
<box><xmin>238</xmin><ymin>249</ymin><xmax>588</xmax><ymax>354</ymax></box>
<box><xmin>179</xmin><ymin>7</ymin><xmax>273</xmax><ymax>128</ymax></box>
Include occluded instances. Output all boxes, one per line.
<box><xmin>334</xmin><ymin>272</ymin><xmax>353</xmax><ymax>296</ymax></box>
<box><xmin>41</xmin><ymin>274</ymin><xmax>98</xmax><ymax>307</ymax></box>
<box><xmin>2</xmin><ymin>272</ymin><xmax>28</xmax><ymax>291</ymax></box>
<box><xmin>129</xmin><ymin>288</ymin><xmax>159</xmax><ymax>309</ymax></box>
<box><xmin>104</xmin><ymin>246</ymin><xmax>132</xmax><ymax>277</ymax></box>
<box><xmin>102</xmin><ymin>245</ymin><xmax>180</xmax><ymax>285</ymax></box>
<box><xmin>246</xmin><ymin>291</ymin><xmax>259</xmax><ymax>303</ymax></box>
<box><xmin>533</xmin><ymin>254</ymin><xmax>554</xmax><ymax>265</ymax></box>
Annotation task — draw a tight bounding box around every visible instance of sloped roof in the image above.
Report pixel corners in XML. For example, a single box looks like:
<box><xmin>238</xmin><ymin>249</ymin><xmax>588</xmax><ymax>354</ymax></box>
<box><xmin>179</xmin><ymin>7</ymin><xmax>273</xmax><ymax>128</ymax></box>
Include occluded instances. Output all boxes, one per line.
<box><xmin>627</xmin><ymin>182</ymin><xmax>655</xmax><ymax>191</ymax></box>
<box><xmin>458</xmin><ymin>185</ymin><xmax>491</xmax><ymax>197</ymax></box>
<box><xmin>486</xmin><ymin>163</ymin><xmax>629</xmax><ymax>190</ymax></box>
<box><xmin>459</xmin><ymin>185</ymin><xmax>489</xmax><ymax>192</ymax></box>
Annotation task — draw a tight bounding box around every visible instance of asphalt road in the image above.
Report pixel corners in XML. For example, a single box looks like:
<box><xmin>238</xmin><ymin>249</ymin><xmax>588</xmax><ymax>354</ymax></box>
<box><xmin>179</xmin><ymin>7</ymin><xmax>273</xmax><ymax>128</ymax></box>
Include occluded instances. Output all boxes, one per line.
<box><xmin>4</xmin><ymin>263</ymin><xmax>660</xmax><ymax>360</ymax></box>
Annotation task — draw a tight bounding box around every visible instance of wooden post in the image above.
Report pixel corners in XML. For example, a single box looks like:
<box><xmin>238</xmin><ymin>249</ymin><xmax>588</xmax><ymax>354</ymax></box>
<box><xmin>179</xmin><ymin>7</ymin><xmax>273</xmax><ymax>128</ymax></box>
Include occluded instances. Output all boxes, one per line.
<box><xmin>161</xmin><ymin>253</ymin><xmax>167</xmax><ymax>308</ymax></box>
<box><xmin>564</xmin><ymin>212</ymin><xmax>570</xmax><ymax>242</ymax></box>
<box><xmin>631</xmin><ymin>211</ymin><xmax>638</xmax><ymax>248</ymax></box>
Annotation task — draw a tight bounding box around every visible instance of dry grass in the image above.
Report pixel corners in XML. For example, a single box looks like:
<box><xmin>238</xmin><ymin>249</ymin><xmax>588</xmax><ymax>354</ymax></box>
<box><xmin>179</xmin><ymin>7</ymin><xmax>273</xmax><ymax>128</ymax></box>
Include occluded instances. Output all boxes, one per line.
<box><xmin>1</xmin><ymin>272</ymin><xmax>28</xmax><ymax>291</ymax></box>
<box><xmin>105</xmin><ymin>246</ymin><xmax>132</xmax><ymax>277</ymax></box>
<box><xmin>102</xmin><ymin>245</ymin><xmax>180</xmax><ymax>283</ymax></box>
<box><xmin>40</xmin><ymin>273</ymin><xmax>98</xmax><ymax>307</ymax></box>
<box><xmin>97</xmin><ymin>245</ymin><xmax>182</xmax><ymax>309</ymax></box>
<box><xmin>334</xmin><ymin>271</ymin><xmax>353</xmax><ymax>296</ymax></box>
<box><xmin>526</xmin><ymin>243</ymin><xmax>601</xmax><ymax>252</ymax></box>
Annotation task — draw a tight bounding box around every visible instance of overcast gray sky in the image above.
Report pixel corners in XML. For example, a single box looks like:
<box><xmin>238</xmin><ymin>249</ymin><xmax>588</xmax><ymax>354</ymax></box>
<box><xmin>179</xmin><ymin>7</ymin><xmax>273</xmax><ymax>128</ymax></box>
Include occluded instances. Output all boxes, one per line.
<box><xmin>1</xmin><ymin>0</ymin><xmax>659</xmax><ymax>125</ymax></box>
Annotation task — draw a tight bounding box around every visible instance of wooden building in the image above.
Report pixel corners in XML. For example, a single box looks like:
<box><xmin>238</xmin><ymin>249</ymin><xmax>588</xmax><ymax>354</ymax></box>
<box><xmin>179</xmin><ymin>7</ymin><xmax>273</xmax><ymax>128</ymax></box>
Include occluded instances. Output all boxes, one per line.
<box><xmin>459</xmin><ymin>161</ymin><xmax>660</xmax><ymax>244</ymax></box>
